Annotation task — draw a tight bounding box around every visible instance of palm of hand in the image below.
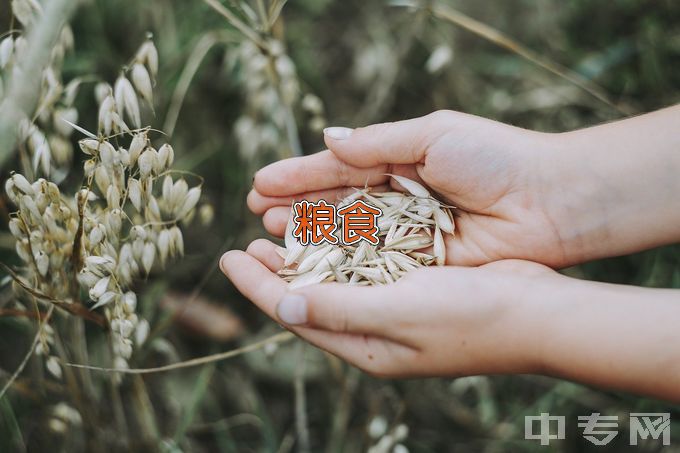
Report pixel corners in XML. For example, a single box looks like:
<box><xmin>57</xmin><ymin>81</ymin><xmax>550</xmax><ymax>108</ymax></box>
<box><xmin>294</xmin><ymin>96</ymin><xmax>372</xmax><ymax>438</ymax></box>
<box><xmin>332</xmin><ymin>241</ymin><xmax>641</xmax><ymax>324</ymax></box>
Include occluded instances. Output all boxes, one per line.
<box><xmin>419</xmin><ymin>133</ymin><xmax>568</xmax><ymax>267</ymax></box>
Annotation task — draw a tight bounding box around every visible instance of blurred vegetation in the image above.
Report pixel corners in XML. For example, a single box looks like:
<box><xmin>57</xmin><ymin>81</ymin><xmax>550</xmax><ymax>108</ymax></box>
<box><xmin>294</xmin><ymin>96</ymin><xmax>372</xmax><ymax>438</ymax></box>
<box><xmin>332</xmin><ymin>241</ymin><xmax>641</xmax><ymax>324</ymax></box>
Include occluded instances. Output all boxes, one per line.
<box><xmin>1</xmin><ymin>0</ymin><xmax>680</xmax><ymax>451</ymax></box>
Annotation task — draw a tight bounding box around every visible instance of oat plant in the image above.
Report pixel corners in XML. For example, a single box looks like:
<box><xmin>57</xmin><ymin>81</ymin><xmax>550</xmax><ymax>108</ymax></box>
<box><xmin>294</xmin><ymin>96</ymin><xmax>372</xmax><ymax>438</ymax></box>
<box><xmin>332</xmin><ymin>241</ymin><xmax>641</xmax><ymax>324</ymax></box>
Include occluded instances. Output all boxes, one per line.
<box><xmin>3</xmin><ymin>36</ymin><xmax>205</xmax><ymax>400</ymax></box>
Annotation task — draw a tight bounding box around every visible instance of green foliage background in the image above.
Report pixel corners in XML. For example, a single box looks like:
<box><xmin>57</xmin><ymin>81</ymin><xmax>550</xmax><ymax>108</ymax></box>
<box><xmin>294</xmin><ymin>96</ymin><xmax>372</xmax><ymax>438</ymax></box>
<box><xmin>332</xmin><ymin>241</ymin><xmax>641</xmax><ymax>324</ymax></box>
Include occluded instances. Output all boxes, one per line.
<box><xmin>1</xmin><ymin>0</ymin><xmax>680</xmax><ymax>451</ymax></box>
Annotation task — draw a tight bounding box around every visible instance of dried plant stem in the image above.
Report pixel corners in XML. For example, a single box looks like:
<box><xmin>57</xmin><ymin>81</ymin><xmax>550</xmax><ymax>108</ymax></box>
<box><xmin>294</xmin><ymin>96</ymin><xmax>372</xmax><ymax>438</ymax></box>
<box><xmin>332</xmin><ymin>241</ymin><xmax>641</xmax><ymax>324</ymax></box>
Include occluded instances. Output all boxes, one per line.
<box><xmin>52</xmin><ymin>330</ymin><xmax>105</xmax><ymax>453</ymax></box>
<box><xmin>281</xmin><ymin>101</ymin><xmax>303</xmax><ymax>158</ymax></box>
<box><xmin>131</xmin><ymin>375</ymin><xmax>160</xmax><ymax>443</ymax></box>
<box><xmin>294</xmin><ymin>342</ymin><xmax>311</xmax><ymax>453</ymax></box>
<box><xmin>1</xmin><ymin>263</ymin><xmax>107</xmax><ymax>327</ymax></box>
<box><xmin>259</xmin><ymin>17</ymin><xmax>302</xmax><ymax>157</ymax></box>
<box><xmin>0</xmin><ymin>0</ymin><xmax>80</xmax><ymax>171</ymax></box>
<box><xmin>203</xmin><ymin>0</ymin><xmax>267</xmax><ymax>49</ymax></box>
<box><xmin>67</xmin><ymin>316</ymin><xmax>97</xmax><ymax>410</ymax></box>
<box><xmin>255</xmin><ymin>0</ymin><xmax>270</xmax><ymax>33</ymax></box>
<box><xmin>394</xmin><ymin>0</ymin><xmax>633</xmax><ymax>115</ymax></box>
<box><xmin>66</xmin><ymin>331</ymin><xmax>295</xmax><ymax>374</ymax></box>
<box><xmin>326</xmin><ymin>367</ymin><xmax>361</xmax><ymax>452</ymax></box>
<box><xmin>0</xmin><ymin>305</ymin><xmax>54</xmax><ymax>400</ymax></box>
<box><xmin>357</xmin><ymin>7</ymin><xmax>426</xmax><ymax>124</ymax></box>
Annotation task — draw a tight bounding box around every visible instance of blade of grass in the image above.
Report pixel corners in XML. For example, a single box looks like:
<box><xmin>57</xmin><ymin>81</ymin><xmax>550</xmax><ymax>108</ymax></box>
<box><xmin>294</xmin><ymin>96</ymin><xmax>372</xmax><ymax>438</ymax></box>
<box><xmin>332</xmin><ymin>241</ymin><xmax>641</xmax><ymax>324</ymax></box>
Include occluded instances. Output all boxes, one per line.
<box><xmin>0</xmin><ymin>395</ymin><xmax>26</xmax><ymax>452</ymax></box>
<box><xmin>163</xmin><ymin>30</ymin><xmax>239</xmax><ymax>137</ymax></box>
<box><xmin>392</xmin><ymin>0</ymin><xmax>634</xmax><ymax>115</ymax></box>
<box><xmin>173</xmin><ymin>362</ymin><xmax>216</xmax><ymax>444</ymax></box>
<box><xmin>0</xmin><ymin>305</ymin><xmax>54</xmax><ymax>400</ymax></box>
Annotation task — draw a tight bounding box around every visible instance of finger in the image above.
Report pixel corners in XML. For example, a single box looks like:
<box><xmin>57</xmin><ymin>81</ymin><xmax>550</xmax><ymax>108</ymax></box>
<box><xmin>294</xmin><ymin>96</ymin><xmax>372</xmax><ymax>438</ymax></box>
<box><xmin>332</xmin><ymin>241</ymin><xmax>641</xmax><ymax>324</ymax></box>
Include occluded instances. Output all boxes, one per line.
<box><xmin>323</xmin><ymin>111</ymin><xmax>455</xmax><ymax>167</ymax></box>
<box><xmin>219</xmin><ymin>250</ymin><xmax>402</xmax><ymax>369</ymax></box>
<box><xmin>254</xmin><ymin>150</ymin><xmax>389</xmax><ymax>196</ymax></box>
<box><xmin>220</xmin><ymin>250</ymin><xmax>288</xmax><ymax>315</ymax></box>
<box><xmin>262</xmin><ymin>206</ymin><xmax>290</xmax><ymax>237</ymax></box>
<box><xmin>247</xmin><ymin>184</ymin><xmax>390</xmax><ymax>215</ymax></box>
<box><xmin>276</xmin><ymin>282</ymin><xmax>396</xmax><ymax>335</ymax></box>
<box><xmin>245</xmin><ymin>238</ymin><xmax>284</xmax><ymax>272</ymax></box>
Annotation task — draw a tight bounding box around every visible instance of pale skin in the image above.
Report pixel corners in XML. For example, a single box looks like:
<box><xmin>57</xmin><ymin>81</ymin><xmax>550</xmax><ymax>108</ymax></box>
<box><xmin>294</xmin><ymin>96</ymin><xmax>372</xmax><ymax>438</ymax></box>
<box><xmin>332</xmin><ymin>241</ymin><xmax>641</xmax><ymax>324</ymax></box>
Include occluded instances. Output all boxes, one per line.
<box><xmin>220</xmin><ymin>106</ymin><xmax>680</xmax><ymax>402</ymax></box>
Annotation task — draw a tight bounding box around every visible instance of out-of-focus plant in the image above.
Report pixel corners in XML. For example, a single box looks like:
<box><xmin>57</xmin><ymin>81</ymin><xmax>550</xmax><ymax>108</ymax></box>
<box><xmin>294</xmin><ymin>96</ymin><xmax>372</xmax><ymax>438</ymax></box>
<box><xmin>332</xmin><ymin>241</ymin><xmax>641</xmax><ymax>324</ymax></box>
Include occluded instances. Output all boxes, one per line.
<box><xmin>205</xmin><ymin>0</ymin><xmax>327</xmax><ymax>163</ymax></box>
<box><xmin>0</xmin><ymin>0</ymin><xmax>80</xmax><ymax>182</ymax></box>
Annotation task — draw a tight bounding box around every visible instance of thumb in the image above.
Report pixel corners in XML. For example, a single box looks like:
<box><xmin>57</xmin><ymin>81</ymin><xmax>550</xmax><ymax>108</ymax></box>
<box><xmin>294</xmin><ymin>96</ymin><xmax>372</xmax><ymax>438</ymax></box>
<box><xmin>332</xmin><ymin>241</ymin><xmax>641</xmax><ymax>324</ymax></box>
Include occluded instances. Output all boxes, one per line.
<box><xmin>323</xmin><ymin>110</ymin><xmax>456</xmax><ymax>167</ymax></box>
<box><xmin>276</xmin><ymin>283</ymin><xmax>393</xmax><ymax>334</ymax></box>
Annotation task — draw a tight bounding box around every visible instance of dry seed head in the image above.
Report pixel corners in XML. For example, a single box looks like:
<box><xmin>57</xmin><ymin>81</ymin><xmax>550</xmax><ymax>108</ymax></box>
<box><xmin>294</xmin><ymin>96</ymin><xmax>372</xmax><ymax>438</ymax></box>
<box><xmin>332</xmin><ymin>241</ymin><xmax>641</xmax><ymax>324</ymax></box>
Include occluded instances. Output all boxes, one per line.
<box><xmin>158</xmin><ymin>144</ymin><xmax>174</xmax><ymax>168</ymax></box>
<box><xmin>98</xmin><ymin>94</ymin><xmax>116</xmax><ymax>134</ymax></box>
<box><xmin>128</xmin><ymin>132</ymin><xmax>146</xmax><ymax>165</ymax></box>
<box><xmin>11</xmin><ymin>173</ymin><xmax>34</xmax><ymax>195</ymax></box>
<box><xmin>46</xmin><ymin>356</ymin><xmax>62</xmax><ymax>379</ymax></box>
<box><xmin>5</xmin><ymin>36</ymin><xmax>205</xmax><ymax>376</ymax></box>
<box><xmin>177</xmin><ymin>186</ymin><xmax>201</xmax><ymax>218</ymax></box>
<box><xmin>128</xmin><ymin>177</ymin><xmax>143</xmax><ymax>212</ymax></box>
<box><xmin>137</xmin><ymin>148</ymin><xmax>155</xmax><ymax>178</ymax></box>
<box><xmin>114</xmin><ymin>74</ymin><xmax>141</xmax><ymax>128</ymax></box>
<box><xmin>135</xmin><ymin>39</ymin><xmax>159</xmax><ymax>80</ymax></box>
<box><xmin>92</xmin><ymin>291</ymin><xmax>116</xmax><ymax>310</ymax></box>
<box><xmin>79</xmin><ymin>138</ymin><xmax>100</xmax><ymax>155</ymax></box>
<box><xmin>142</xmin><ymin>242</ymin><xmax>155</xmax><ymax>274</ymax></box>
<box><xmin>0</xmin><ymin>37</ymin><xmax>14</xmax><ymax>68</ymax></box>
<box><xmin>131</xmin><ymin>63</ymin><xmax>153</xmax><ymax>104</ymax></box>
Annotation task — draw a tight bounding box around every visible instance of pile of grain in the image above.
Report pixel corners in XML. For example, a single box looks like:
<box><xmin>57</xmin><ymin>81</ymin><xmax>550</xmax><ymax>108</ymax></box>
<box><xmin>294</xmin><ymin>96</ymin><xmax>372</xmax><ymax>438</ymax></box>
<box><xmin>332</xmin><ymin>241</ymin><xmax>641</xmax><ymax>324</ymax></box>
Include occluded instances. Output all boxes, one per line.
<box><xmin>277</xmin><ymin>175</ymin><xmax>455</xmax><ymax>289</ymax></box>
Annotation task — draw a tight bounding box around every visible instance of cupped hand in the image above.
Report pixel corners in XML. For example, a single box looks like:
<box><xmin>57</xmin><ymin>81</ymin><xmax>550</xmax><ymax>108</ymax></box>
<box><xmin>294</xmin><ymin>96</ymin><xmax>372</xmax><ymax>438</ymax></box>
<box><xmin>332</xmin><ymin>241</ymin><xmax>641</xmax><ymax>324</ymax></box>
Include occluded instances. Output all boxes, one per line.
<box><xmin>248</xmin><ymin>110</ymin><xmax>579</xmax><ymax>268</ymax></box>
<box><xmin>220</xmin><ymin>239</ymin><xmax>558</xmax><ymax>378</ymax></box>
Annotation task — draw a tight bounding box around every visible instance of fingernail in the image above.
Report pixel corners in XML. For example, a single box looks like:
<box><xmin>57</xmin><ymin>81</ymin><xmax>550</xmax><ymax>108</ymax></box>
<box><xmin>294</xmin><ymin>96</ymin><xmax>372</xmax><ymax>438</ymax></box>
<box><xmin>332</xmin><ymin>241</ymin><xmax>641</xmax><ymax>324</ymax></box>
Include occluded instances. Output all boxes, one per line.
<box><xmin>277</xmin><ymin>293</ymin><xmax>307</xmax><ymax>325</ymax></box>
<box><xmin>218</xmin><ymin>253</ymin><xmax>230</xmax><ymax>273</ymax></box>
<box><xmin>323</xmin><ymin>127</ymin><xmax>353</xmax><ymax>140</ymax></box>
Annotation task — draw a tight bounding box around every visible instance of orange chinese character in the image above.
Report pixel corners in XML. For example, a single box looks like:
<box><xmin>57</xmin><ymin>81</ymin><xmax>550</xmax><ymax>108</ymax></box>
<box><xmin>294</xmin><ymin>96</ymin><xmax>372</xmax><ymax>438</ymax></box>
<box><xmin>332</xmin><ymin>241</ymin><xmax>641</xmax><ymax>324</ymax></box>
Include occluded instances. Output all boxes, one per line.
<box><xmin>292</xmin><ymin>200</ymin><xmax>338</xmax><ymax>245</ymax></box>
<box><xmin>338</xmin><ymin>200</ymin><xmax>382</xmax><ymax>245</ymax></box>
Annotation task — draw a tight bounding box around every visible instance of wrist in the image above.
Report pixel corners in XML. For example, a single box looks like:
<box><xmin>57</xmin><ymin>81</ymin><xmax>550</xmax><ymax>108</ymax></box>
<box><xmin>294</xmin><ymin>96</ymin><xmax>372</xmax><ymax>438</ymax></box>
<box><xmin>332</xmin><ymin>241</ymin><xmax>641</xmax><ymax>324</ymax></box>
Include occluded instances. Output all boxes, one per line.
<box><xmin>477</xmin><ymin>264</ymin><xmax>569</xmax><ymax>375</ymax></box>
<box><xmin>506</xmin><ymin>269</ymin><xmax>576</xmax><ymax>375</ymax></box>
<box><xmin>532</xmin><ymin>131</ymin><xmax>620</xmax><ymax>265</ymax></box>
<box><xmin>536</xmin><ymin>114</ymin><xmax>680</xmax><ymax>264</ymax></box>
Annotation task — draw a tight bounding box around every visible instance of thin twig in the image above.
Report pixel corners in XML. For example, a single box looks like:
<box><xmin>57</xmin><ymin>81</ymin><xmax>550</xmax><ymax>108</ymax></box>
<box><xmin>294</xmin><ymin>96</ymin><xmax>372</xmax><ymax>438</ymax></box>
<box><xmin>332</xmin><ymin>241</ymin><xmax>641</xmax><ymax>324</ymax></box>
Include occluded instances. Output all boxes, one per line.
<box><xmin>203</xmin><ymin>0</ymin><xmax>267</xmax><ymax>49</ymax></box>
<box><xmin>0</xmin><ymin>263</ymin><xmax>107</xmax><ymax>327</ymax></box>
<box><xmin>0</xmin><ymin>305</ymin><xmax>54</xmax><ymax>400</ymax></box>
<box><xmin>66</xmin><ymin>331</ymin><xmax>295</xmax><ymax>374</ymax></box>
<box><xmin>0</xmin><ymin>0</ymin><xmax>80</xmax><ymax>171</ymax></box>
<box><xmin>392</xmin><ymin>0</ymin><xmax>634</xmax><ymax>115</ymax></box>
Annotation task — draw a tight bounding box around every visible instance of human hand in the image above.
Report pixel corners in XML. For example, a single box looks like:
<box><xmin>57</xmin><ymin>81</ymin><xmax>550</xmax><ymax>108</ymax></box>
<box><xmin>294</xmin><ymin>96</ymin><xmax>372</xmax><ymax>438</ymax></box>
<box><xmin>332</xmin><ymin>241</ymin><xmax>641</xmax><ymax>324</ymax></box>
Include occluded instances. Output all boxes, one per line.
<box><xmin>219</xmin><ymin>239</ymin><xmax>555</xmax><ymax>378</ymax></box>
<box><xmin>249</xmin><ymin>108</ymin><xmax>680</xmax><ymax>268</ymax></box>
<box><xmin>248</xmin><ymin>111</ymin><xmax>580</xmax><ymax>268</ymax></box>
<box><xmin>221</xmin><ymin>239</ymin><xmax>680</xmax><ymax>400</ymax></box>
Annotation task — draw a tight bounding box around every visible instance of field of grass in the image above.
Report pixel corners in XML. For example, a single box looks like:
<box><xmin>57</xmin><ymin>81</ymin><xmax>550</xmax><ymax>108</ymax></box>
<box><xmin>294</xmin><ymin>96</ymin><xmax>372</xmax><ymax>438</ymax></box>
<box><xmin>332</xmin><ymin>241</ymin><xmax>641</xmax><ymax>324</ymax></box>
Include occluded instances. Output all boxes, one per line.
<box><xmin>1</xmin><ymin>0</ymin><xmax>680</xmax><ymax>451</ymax></box>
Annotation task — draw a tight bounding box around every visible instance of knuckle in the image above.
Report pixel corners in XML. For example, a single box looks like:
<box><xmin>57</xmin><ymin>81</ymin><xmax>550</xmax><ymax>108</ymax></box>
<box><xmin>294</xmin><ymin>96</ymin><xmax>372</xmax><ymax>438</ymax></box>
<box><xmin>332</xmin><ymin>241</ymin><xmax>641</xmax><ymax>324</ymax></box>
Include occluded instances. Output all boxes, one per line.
<box><xmin>306</xmin><ymin>299</ymin><xmax>349</xmax><ymax>332</ymax></box>
<box><xmin>427</xmin><ymin>109</ymin><xmax>456</xmax><ymax>123</ymax></box>
<box><xmin>245</xmin><ymin>238</ymin><xmax>269</xmax><ymax>255</ymax></box>
<box><xmin>357</xmin><ymin>122</ymin><xmax>394</xmax><ymax>141</ymax></box>
<box><xmin>334</xmin><ymin>158</ymin><xmax>352</xmax><ymax>186</ymax></box>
